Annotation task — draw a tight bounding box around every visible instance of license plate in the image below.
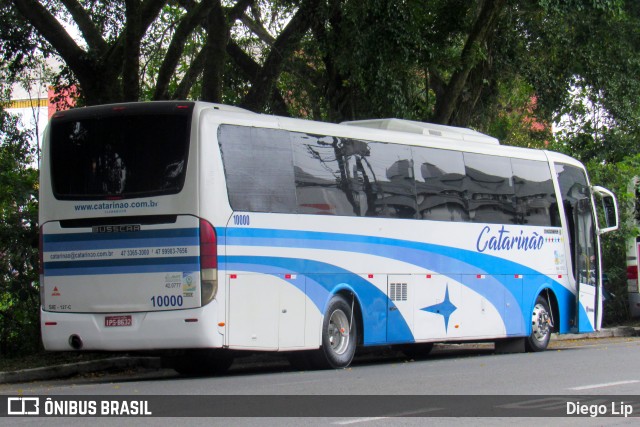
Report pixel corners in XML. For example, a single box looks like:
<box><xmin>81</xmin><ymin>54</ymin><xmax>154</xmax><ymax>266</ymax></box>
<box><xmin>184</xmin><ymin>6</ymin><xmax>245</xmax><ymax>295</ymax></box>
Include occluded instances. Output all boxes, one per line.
<box><xmin>104</xmin><ymin>315</ymin><xmax>132</xmax><ymax>327</ymax></box>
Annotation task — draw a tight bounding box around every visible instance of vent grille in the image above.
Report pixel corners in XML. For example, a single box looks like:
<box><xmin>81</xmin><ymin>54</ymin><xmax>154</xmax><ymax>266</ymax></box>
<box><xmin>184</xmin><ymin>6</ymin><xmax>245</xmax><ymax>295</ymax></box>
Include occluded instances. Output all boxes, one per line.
<box><xmin>389</xmin><ymin>283</ymin><xmax>408</xmax><ymax>301</ymax></box>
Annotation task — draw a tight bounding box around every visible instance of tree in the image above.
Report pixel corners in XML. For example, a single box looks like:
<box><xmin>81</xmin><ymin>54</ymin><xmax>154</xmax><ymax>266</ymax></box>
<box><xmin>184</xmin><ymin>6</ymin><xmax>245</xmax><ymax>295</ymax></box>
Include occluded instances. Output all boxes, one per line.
<box><xmin>6</xmin><ymin>0</ymin><xmax>640</xmax><ymax>147</ymax></box>
<box><xmin>513</xmin><ymin>1</ymin><xmax>640</xmax><ymax>163</ymax></box>
<box><xmin>0</xmin><ymin>108</ymin><xmax>40</xmax><ymax>356</ymax></box>
<box><xmin>279</xmin><ymin>0</ymin><xmax>640</xmax><ymax>147</ymax></box>
<box><xmin>5</xmin><ymin>0</ymin><xmax>318</xmax><ymax>111</ymax></box>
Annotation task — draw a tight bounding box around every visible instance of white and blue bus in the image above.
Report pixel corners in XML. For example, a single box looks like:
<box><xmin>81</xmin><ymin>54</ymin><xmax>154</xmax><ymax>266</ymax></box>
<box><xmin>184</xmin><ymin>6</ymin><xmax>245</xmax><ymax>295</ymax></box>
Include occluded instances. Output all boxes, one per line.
<box><xmin>39</xmin><ymin>101</ymin><xmax>618</xmax><ymax>373</ymax></box>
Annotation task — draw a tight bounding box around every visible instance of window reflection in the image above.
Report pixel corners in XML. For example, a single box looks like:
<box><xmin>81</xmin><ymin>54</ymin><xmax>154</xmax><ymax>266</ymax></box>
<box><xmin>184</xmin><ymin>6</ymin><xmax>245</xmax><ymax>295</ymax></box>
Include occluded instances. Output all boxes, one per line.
<box><xmin>511</xmin><ymin>158</ymin><xmax>559</xmax><ymax>226</ymax></box>
<box><xmin>413</xmin><ymin>147</ymin><xmax>468</xmax><ymax>221</ymax></box>
<box><xmin>361</xmin><ymin>142</ymin><xmax>416</xmax><ymax>219</ymax></box>
<box><xmin>292</xmin><ymin>134</ymin><xmax>358</xmax><ymax>216</ymax></box>
<box><xmin>219</xmin><ymin>126</ymin><xmax>297</xmax><ymax>213</ymax></box>
<box><xmin>464</xmin><ymin>153</ymin><xmax>514</xmax><ymax>224</ymax></box>
<box><xmin>217</xmin><ymin>124</ymin><xmax>561</xmax><ymax>228</ymax></box>
<box><xmin>51</xmin><ymin>112</ymin><xmax>191</xmax><ymax>199</ymax></box>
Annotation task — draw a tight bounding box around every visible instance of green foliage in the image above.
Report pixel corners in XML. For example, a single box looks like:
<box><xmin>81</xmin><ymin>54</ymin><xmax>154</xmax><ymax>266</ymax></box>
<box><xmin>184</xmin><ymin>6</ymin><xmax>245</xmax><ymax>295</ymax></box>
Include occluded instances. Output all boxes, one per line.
<box><xmin>4</xmin><ymin>1</ymin><xmax>639</xmax><ymax>151</ymax></box>
<box><xmin>481</xmin><ymin>78</ymin><xmax>552</xmax><ymax>149</ymax></box>
<box><xmin>0</xmin><ymin>0</ymin><xmax>43</xmax><ymax>81</ymax></box>
<box><xmin>584</xmin><ymin>155</ymin><xmax>640</xmax><ymax>325</ymax></box>
<box><xmin>0</xmin><ymin>109</ymin><xmax>41</xmax><ymax>356</ymax></box>
<box><xmin>552</xmin><ymin>82</ymin><xmax>640</xmax><ymax>163</ymax></box>
<box><xmin>139</xmin><ymin>3</ymin><xmax>196</xmax><ymax>101</ymax></box>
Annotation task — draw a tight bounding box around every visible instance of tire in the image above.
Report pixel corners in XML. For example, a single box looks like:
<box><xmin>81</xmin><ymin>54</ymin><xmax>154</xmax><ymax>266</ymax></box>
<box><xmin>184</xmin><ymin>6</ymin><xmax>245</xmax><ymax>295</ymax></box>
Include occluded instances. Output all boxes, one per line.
<box><xmin>169</xmin><ymin>350</ymin><xmax>233</xmax><ymax>376</ymax></box>
<box><xmin>311</xmin><ymin>295</ymin><xmax>358</xmax><ymax>369</ymax></box>
<box><xmin>525</xmin><ymin>296</ymin><xmax>552</xmax><ymax>352</ymax></box>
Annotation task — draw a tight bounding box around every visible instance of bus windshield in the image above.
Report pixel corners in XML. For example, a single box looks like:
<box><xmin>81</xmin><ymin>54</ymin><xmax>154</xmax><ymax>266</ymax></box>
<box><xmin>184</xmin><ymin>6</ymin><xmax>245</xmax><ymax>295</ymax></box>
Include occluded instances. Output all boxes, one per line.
<box><xmin>49</xmin><ymin>103</ymin><xmax>193</xmax><ymax>200</ymax></box>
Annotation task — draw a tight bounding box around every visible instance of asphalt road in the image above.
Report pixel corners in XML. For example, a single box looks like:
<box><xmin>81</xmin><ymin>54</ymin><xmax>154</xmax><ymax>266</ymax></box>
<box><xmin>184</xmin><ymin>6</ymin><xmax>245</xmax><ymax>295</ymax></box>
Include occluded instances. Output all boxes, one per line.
<box><xmin>2</xmin><ymin>337</ymin><xmax>640</xmax><ymax>426</ymax></box>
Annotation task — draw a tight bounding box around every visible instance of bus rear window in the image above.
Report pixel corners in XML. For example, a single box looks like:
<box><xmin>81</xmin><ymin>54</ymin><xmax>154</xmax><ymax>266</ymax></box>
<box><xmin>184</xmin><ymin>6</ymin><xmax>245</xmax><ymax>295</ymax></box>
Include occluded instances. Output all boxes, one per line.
<box><xmin>50</xmin><ymin>104</ymin><xmax>193</xmax><ymax>200</ymax></box>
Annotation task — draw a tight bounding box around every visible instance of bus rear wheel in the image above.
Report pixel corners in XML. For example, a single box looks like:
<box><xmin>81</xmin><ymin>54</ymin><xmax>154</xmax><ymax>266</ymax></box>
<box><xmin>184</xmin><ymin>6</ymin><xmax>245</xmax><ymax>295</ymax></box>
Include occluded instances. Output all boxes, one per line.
<box><xmin>312</xmin><ymin>295</ymin><xmax>357</xmax><ymax>369</ymax></box>
<box><xmin>525</xmin><ymin>296</ymin><xmax>552</xmax><ymax>352</ymax></box>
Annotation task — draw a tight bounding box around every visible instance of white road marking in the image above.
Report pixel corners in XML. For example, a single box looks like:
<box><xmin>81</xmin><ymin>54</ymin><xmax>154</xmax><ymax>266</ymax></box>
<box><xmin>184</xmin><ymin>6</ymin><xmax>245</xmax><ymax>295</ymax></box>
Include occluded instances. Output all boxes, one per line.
<box><xmin>332</xmin><ymin>408</ymin><xmax>442</xmax><ymax>424</ymax></box>
<box><xmin>569</xmin><ymin>380</ymin><xmax>640</xmax><ymax>391</ymax></box>
<box><xmin>333</xmin><ymin>417</ymin><xmax>388</xmax><ymax>425</ymax></box>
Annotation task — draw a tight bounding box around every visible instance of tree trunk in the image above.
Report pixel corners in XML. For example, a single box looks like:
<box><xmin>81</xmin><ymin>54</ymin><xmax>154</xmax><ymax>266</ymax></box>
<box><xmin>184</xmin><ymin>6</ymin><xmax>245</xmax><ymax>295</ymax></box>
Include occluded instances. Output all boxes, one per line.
<box><xmin>154</xmin><ymin>0</ymin><xmax>214</xmax><ymax>100</ymax></box>
<box><xmin>123</xmin><ymin>0</ymin><xmax>142</xmax><ymax>101</ymax></box>
<box><xmin>201</xmin><ymin>1</ymin><xmax>227</xmax><ymax>103</ymax></box>
<box><xmin>240</xmin><ymin>0</ymin><xmax>318</xmax><ymax>112</ymax></box>
<box><xmin>433</xmin><ymin>0</ymin><xmax>506</xmax><ymax>125</ymax></box>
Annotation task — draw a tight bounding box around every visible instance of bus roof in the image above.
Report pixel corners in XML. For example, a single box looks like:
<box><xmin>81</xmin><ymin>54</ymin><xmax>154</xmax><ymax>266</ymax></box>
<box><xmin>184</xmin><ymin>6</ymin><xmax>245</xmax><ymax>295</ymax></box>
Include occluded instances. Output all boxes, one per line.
<box><xmin>341</xmin><ymin>118</ymin><xmax>500</xmax><ymax>145</ymax></box>
<box><xmin>198</xmin><ymin>102</ymin><xmax>582</xmax><ymax>167</ymax></box>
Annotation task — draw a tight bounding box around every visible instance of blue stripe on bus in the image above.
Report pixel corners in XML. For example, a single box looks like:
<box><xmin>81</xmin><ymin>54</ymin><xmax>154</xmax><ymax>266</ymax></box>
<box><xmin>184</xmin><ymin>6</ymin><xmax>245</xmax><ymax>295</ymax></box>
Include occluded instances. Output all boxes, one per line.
<box><xmin>43</xmin><ymin>256</ymin><xmax>199</xmax><ymax>276</ymax></box>
<box><xmin>44</xmin><ymin>237</ymin><xmax>199</xmax><ymax>252</ymax></box>
<box><xmin>43</xmin><ymin>263</ymin><xmax>200</xmax><ymax>277</ymax></box>
<box><xmin>577</xmin><ymin>306</ymin><xmax>595</xmax><ymax>333</ymax></box>
<box><xmin>223</xmin><ymin>255</ymin><xmax>414</xmax><ymax>345</ymax></box>
<box><xmin>220</xmin><ymin>227</ymin><xmax>577</xmax><ymax>335</ymax></box>
<box><xmin>41</xmin><ymin>226</ymin><xmax>587</xmax><ymax>335</ymax></box>
<box><xmin>44</xmin><ymin>228</ymin><xmax>198</xmax><ymax>242</ymax></box>
<box><xmin>43</xmin><ymin>228</ymin><xmax>199</xmax><ymax>252</ymax></box>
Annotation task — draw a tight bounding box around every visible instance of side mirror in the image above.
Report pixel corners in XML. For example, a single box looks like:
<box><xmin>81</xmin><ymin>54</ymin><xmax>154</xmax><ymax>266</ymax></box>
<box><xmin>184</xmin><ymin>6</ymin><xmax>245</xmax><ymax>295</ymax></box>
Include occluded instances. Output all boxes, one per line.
<box><xmin>592</xmin><ymin>186</ymin><xmax>619</xmax><ymax>234</ymax></box>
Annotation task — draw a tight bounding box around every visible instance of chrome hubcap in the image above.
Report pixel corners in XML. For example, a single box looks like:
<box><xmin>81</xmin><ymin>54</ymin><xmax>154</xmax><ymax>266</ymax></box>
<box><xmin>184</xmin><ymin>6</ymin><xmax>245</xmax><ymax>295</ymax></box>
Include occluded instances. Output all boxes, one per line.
<box><xmin>328</xmin><ymin>309</ymin><xmax>350</xmax><ymax>355</ymax></box>
<box><xmin>531</xmin><ymin>303</ymin><xmax>550</xmax><ymax>342</ymax></box>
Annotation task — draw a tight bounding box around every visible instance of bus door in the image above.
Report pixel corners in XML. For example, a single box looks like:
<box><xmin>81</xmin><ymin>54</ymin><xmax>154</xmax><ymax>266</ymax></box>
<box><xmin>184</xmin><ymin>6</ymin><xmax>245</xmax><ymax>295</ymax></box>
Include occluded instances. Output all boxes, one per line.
<box><xmin>556</xmin><ymin>162</ymin><xmax>618</xmax><ymax>332</ymax></box>
<box><xmin>574</xmin><ymin>186</ymin><xmax>619</xmax><ymax>332</ymax></box>
<box><xmin>574</xmin><ymin>197</ymin><xmax>599</xmax><ymax>332</ymax></box>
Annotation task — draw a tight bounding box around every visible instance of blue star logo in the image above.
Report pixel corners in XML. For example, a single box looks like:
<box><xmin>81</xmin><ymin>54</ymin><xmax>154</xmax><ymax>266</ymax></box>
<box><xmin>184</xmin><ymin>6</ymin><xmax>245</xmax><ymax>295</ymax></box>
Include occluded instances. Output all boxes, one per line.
<box><xmin>420</xmin><ymin>284</ymin><xmax>457</xmax><ymax>333</ymax></box>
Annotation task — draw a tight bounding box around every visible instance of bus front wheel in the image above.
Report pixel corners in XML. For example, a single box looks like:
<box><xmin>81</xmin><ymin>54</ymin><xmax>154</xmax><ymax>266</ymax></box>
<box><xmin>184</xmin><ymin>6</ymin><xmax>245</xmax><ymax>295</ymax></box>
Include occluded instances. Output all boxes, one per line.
<box><xmin>312</xmin><ymin>295</ymin><xmax>357</xmax><ymax>369</ymax></box>
<box><xmin>525</xmin><ymin>296</ymin><xmax>552</xmax><ymax>352</ymax></box>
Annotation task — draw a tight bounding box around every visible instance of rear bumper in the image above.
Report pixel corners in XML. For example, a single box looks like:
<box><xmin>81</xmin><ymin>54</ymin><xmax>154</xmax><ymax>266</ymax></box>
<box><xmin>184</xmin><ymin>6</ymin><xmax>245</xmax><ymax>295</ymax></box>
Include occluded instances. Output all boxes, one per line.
<box><xmin>41</xmin><ymin>301</ymin><xmax>223</xmax><ymax>351</ymax></box>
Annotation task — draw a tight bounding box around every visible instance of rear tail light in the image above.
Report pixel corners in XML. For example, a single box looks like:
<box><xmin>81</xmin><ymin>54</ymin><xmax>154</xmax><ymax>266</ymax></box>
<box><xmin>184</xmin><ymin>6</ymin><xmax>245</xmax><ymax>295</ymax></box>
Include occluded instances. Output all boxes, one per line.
<box><xmin>628</xmin><ymin>265</ymin><xmax>638</xmax><ymax>281</ymax></box>
<box><xmin>199</xmin><ymin>219</ymin><xmax>218</xmax><ymax>306</ymax></box>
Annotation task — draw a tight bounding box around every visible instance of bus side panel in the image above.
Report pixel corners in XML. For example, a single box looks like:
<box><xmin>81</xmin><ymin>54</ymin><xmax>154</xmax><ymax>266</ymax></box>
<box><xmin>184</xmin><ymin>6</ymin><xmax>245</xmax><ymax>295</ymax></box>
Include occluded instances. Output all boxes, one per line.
<box><xmin>226</xmin><ymin>273</ymin><xmax>307</xmax><ymax>350</ymax></box>
<box><xmin>220</xmin><ymin>216</ymin><xmax>572</xmax><ymax>348</ymax></box>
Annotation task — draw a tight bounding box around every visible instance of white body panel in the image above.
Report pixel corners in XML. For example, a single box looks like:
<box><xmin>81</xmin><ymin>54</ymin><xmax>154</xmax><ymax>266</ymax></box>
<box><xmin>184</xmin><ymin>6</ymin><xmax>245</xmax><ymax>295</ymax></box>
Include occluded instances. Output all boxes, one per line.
<box><xmin>41</xmin><ymin>302</ymin><xmax>223</xmax><ymax>351</ymax></box>
<box><xmin>39</xmin><ymin>101</ymin><xmax>611</xmax><ymax>353</ymax></box>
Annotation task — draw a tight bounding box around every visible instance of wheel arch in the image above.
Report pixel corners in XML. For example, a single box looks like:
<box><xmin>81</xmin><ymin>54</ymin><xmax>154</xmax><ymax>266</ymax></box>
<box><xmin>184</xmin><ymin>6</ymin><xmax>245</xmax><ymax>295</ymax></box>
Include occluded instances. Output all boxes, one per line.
<box><xmin>330</xmin><ymin>287</ymin><xmax>364</xmax><ymax>346</ymax></box>
<box><xmin>537</xmin><ymin>287</ymin><xmax>560</xmax><ymax>333</ymax></box>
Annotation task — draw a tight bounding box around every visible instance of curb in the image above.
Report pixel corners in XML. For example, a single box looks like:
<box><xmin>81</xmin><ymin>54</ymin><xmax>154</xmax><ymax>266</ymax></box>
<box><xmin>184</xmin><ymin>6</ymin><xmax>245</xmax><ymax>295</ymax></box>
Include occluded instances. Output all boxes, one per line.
<box><xmin>0</xmin><ymin>357</ymin><xmax>161</xmax><ymax>385</ymax></box>
<box><xmin>551</xmin><ymin>326</ymin><xmax>640</xmax><ymax>341</ymax></box>
<box><xmin>2</xmin><ymin>327</ymin><xmax>639</xmax><ymax>385</ymax></box>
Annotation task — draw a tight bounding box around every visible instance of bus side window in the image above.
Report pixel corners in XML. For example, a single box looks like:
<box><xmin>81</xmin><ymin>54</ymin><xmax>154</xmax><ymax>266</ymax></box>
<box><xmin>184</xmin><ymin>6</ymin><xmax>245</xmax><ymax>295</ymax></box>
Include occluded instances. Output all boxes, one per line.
<box><xmin>218</xmin><ymin>126</ymin><xmax>297</xmax><ymax>214</ymax></box>
<box><xmin>291</xmin><ymin>133</ymin><xmax>357</xmax><ymax>216</ymax></box>
<box><xmin>511</xmin><ymin>158</ymin><xmax>558</xmax><ymax>227</ymax></box>
<box><xmin>362</xmin><ymin>142</ymin><xmax>416</xmax><ymax>219</ymax></box>
<box><xmin>413</xmin><ymin>147</ymin><xmax>469</xmax><ymax>222</ymax></box>
<box><xmin>463</xmin><ymin>153</ymin><xmax>515</xmax><ymax>225</ymax></box>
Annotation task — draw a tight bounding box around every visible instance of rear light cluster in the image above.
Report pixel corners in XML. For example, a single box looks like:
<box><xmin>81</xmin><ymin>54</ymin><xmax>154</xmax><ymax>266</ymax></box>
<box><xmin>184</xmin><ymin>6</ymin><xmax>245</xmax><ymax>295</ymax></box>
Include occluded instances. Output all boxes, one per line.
<box><xmin>628</xmin><ymin>265</ymin><xmax>639</xmax><ymax>281</ymax></box>
<box><xmin>199</xmin><ymin>219</ymin><xmax>218</xmax><ymax>306</ymax></box>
